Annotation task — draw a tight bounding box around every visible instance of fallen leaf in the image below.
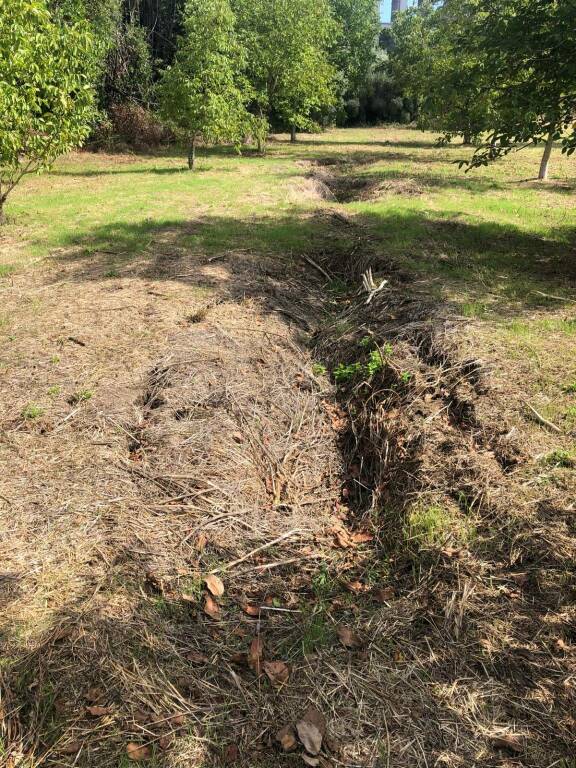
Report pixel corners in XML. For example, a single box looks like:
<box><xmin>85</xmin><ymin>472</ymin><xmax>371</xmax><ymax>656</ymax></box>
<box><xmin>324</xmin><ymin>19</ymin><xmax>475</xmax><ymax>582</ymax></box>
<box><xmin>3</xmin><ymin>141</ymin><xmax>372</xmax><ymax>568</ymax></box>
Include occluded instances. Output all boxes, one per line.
<box><xmin>349</xmin><ymin>531</ymin><xmax>373</xmax><ymax>545</ymax></box>
<box><xmin>242</xmin><ymin>603</ymin><xmax>260</xmax><ymax>617</ymax></box>
<box><xmin>186</xmin><ymin>650</ymin><xmax>209</xmax><ymax>664</ymax></box>
<box><xmin>85</xmin><ymin>686</ymin><xmax>104</xmax><ymax>702</ymax></box>
<box><xmin>331</xmin><ymin>526</ymin><xmax>352</xmax><ymax>548</ymax></box>
<box><xmin>276</xmin><ymin>725</ymin><xmax>298</xmax><ymax>752</ymax></box>
<box><xmin>346</xmin><ymin>581</ymin><xmax>367</xmax><ymax>594</ymax></box>
<box><xmin>263</xmin><ymin>660</ymin><xmax>290</xmax><ymax>687</ymax></box>
<box><xmin>204</xmin><ymin>574</ymin><xmax>225</xmax><ymax>597</ymax></box>
<box><xmin>230</xmin><ymin>652</ymin><xmax>247</xmax><ymax>665</ymax></box>
<box><xmin>301</xmin><ymin>755</ymin><xmax>320</xmax><ymax>767</ymax></box>
<box><xmin>441</xmin><ymin>546</ymin><xmax>464</xmax><ymax>559</ymax></box>
<box><xmin>169</xmin><ymin>713</ymin><xmax>186</xmax><ymax>727</ymax></box>
<box><xmin>126</xmin><ymin>742</ymin><xmax>152</xmax><ymax>761</ymax></box>
<box><xmin>492</xmin><ymin>735</ymin><xmax>523</xmax><ymax>753</ymax></box>
<box><xmin>58</xmin><ymin>741</ymin><xmax>82</xmax><ymax>755</ymax></box>
<box><xmin>296</xmin><ymin>706</ymin><xmax>326</xmax><ymax>756</ymax></box>
<box><xmin>133</xmin><ymin>710</ymin><xmax>152</xmax><ymax>724</ymax></box>
<box><xmin>86</xmin><ymin>705</ymin><xmax>111</xmax><ymax>717</ymax></box>
<box><xmin>248</xmin><ymin>635</ymin><xmax>264</xmax><ymax>675</ymax></box>
<box><xmin>204</xmin><ymin>595</ymin><xmax>220</xmax><ymax>619</ymax></box>
<box><xmin>223</xmin><ymin>743</ymin><xmax>240</xmax><ymax>764</ymax></box>
<box><xmin>232</xmin><ymin>431</ymin><xmax>245</xmax><ymax>444</ymax></box>
<box><xmin>555</xmin><ymin>638</ymin><xmax>573</xmax><ymax>653</ymax></box>
<box><xmin>158</xmin><ymin>734</ymin><xmax>173</xmax><ymax>751</ymax></box>
<box><xmin>373</xmin><ymin>586</ymin><xmax>395</xmax><ymax>603</ymax></box>
<box><xmin>196</xmin><ymin>533</ymin><xmax>208</xmax><ymax>552</ymax></box>
<box><xmin>337</xmin><ymin>626</ymin><xmax>361</xmax><ymax>649</ymax></box>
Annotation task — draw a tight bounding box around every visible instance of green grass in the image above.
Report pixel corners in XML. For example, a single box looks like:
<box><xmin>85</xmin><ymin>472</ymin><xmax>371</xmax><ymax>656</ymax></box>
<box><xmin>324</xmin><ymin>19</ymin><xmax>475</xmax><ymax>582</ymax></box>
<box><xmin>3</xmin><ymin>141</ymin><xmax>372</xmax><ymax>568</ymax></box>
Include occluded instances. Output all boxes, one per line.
<box><xmin>405</xmin><ymin>503</ymin><xmax>473</xmax><ymax>548</ymax></box>
<box><xmin>21</xmin><ymin>403</ymin><xmax>44</xmax><ymax>420</ymax></box>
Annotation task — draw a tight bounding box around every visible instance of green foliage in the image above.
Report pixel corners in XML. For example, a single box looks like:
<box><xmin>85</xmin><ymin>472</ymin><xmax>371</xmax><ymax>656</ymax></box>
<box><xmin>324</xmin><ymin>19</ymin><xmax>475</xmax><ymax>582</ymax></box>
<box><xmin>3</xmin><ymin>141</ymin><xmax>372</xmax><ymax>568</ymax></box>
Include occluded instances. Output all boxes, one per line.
<box><xmin>21</xmin><ymin>403</ymin><xmax>45</xmax><ymax>420</ymax></box>
<box><xmin>542</xmin><ymin>450</ymin><xmax>575</xmax><ymax>469</ymax></box>
<box><xmin>333</xmin><ymin>347</ymin><xmax>386</xmax><ymax>384</ymax></box>
<box><xmin>459</xmin><ymin>0</ymin><xmax>576</xmax><ymax>170</ymax></box>
<box><xmin>158</xmin><ymin>0</ymin><xmax>250</xmax><ymax>167</ymax></box>
<box><xmin>389</xmin><ymin>0</ymin><xmax>491</xmax><ymax>143</ymax></box>
<box><xmin>232</xmin><ymin>0</ymin><xmax>338</xmax><ymax>136</ymax></box>
<box><xmin>69</xmin><ymin>389</ymin><xmax>93</xmax><ymax>404</ymax></box>
<box><xmin>328</xmin><ymin>0</ymin><xmax>381</xmax><ymax>97</ymax></box>
<box><xmin>0</xmin><ymin>0</ymin><xmax>97</xmax><ymax>220</ymax></box>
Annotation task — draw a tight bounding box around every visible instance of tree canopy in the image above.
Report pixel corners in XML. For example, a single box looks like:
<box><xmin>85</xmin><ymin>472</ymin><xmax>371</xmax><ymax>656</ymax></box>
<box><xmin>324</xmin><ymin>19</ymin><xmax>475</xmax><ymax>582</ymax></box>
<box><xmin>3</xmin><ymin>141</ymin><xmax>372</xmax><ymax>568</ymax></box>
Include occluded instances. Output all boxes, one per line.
<box><xmin>157</xmin><ymin>0</ymin><xmax>250</xmax><ymax>168</ymax></box>
<box><xmin>390</xmin><ymin>0</ymin><xmax>576</xmax><ymax>178</ymax></box>
<box><xmin>0</xmin><ymin>0</ymin><xmax>97</xmax><ymax>220</ymax></box>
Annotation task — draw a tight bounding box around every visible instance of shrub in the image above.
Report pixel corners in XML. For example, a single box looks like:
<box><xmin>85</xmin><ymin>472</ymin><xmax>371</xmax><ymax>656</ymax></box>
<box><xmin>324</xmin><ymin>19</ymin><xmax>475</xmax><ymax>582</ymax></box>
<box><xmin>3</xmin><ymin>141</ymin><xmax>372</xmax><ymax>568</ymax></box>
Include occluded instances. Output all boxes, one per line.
<box><xmin>90</xmin><ymin>103</ymin><xmax>172</xmax><ymax>151</ymax></box>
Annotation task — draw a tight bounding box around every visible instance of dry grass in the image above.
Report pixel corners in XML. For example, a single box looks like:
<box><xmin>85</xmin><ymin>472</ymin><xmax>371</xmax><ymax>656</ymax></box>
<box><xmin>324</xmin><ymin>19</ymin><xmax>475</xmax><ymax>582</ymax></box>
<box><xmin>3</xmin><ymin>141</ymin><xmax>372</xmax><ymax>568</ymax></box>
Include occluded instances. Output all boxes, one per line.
<box><xmin>1</xmin><ymin>128</ymin><xmax>575</xmax><ymax>768</ymax></box>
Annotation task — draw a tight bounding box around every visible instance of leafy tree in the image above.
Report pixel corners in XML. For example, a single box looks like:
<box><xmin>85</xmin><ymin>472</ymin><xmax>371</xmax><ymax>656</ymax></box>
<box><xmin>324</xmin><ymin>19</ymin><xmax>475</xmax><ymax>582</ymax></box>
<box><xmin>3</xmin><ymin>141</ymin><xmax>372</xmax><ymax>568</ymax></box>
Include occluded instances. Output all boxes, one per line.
<box><xmin>157</xmin><ymin>0</ymin><xmax>250</xmax><ymax>169</ymax></box>
<box><xmin>233</xmin><ymin>0</ymin><xmax>338</xmax><ymax>141</ymax></box>
<box><xmin>458</xmin><ymin>0</ymin><xmax>576</xmax><ymax>179</ymax></box>
<box><xmin>328</xmin><ymin>0</ymin><xmax>381</xmax><ymax>99</ymax></box>
<box><xmin>389</xmin><ymin>0</ymin><xmax>492</xmax><ymax>144</ymax></box>
<box><xmin>0</xmin><ymin>0</ymin><xmax>97</xmax><ymax>223</ymax></box>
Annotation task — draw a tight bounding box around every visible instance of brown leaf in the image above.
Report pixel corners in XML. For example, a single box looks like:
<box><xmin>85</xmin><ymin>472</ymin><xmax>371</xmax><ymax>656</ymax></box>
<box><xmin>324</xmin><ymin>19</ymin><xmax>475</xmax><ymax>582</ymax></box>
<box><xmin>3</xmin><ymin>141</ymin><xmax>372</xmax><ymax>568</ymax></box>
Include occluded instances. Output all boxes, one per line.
<box><xmin>349</xmin><ymin>531</ymin><xmax>373</xmax><ymax>545</ymax></box>
<box><xmin>242</xmin><ymin>603</ymin><xmax>260</xmax><ymax>617</ymax></box>
<box><xmin>346</xmin><ymin>580</ymin><xmax>367</xmax><ymax>594</ymax></box>
<box><xmin>302</xmin><ymin>755</ymin><xmax>320</xmax><ymax>767</ymax></box>
<box><xmin>331</xmin><ymin>527</ymin><xmax>352</xmax><ymax>549</ymax></box>
<box><xmin>126</xmin><ymin>742</ymin><xmax>152</xmax><ymax>761</ymax></box>
<box><xmin>196</xmin><ymin>533</ymin><xmax>208</xmax><ymax>552</ymax></box>
<box><xmin>373</xmin><ymin>586</ymin><xmax>395</xmax><ymax>603</ymax></box>
<box><xmin>555</xmin><ymin>638</ymin><xmax>573</xmax><ymax>654</ymax></box>
<box><xmin>58</xmin><ymin>741</ymin><xmax>82</xmax><ymax>755</ymax></box>
<box><xmin>158</xmin><ymin>734</ymin><xmax>174</xmax><ymax>751</ymax></box>
<box><xmin>232</xmin><ymin>431</ymin><xmax>245</xmax><ymax>444</ymax></box>
<box><xmin>133</xmin><ymin>710</ymin><xmax>152</xmax><ymax>724</ymax></box>
<box><xmin>263</xmin><ymin>660</ymin><xmax>290</xmax><ymax>687</ymax></box>
<box><xmin>296</xmin><ymin>706</ymin><xmax>326</xmax><ymax>756</ymax></box>
<box><xmin>85</xmin><ymin>686</ymin><xmax>104</xmax><ymax>702</ymax></box>
<box><xmin>248</xmin><ymin>636</ymin><xmax>264</xmax><ymax>675</ymax></box>
<box><xmin>204</xmin><ymin>595</ymin><xmax>220</xmax><ymax>619</ymax></box>
<box><xmin>186</xmin><ymin>650</ymin><xmax>209</xmax><ymax>664</ymax></box>
<box><xmin>204</xmin><ymin>574</ymin><xmax>225</xmax><ymax>598</ymax></box>
<box><xmin>223</xmin><ymin>743</ymin><xmax>240</xmax><ymax>764</ymax></box>
<box><xmin>276</xmin><ymin>725</ymin><xmax>298</xmax><ymax>752</ymax></box>
<box><xmin>337</xmin><ymin>626</ymin><xmax>362</xmax><ymax>649</ymax></box>
<box><xmin>86</xmin><ymin>705</ymin><xmax>111</xmax><ymax>717</ymax></box>
<box><xmin>169</xmin><ymin>713</ymin><xmax>186</xmax><ymax>727</ymax></box>
<box><xmin>230</xmin><ymin>652</ymin><xmax>248</xmax><ymax>665</ymax></box>
<box><xmin>492</xmin><ymin>735</ymin><xmax>523</xmax><ymax>753</ymax></box>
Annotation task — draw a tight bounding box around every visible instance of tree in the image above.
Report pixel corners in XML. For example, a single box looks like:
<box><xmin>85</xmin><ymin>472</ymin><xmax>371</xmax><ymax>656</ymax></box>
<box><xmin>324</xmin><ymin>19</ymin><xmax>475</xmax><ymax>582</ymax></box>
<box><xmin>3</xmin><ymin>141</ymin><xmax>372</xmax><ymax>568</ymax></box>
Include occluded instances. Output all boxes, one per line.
<box><xmin>457</xmin><ymin>0</ymin><xmax>576</xmax><ymax>180</ymax></box>
<box><xmin>328</xmin><ymin>0</ymin><xmax>381</xmax><ymax>101</ymax></box>
<box><xmin>157</xmin><ymin>0</ymin><xmax>250</xmax><ymax>169</ymax></box>
<box><xmin>0</xmin><ymin>0</ymin><xmax>97</xmax><ymax>223</ymax></box>
<box><xmin>232</xmin><ymin>0</ymin><xmax>338</xmax><ymax>141</ymax></box>
<box><xmin>389</xmin><ymin>0</ymin><xmax>492</xmax><ymax>144</ymax></box>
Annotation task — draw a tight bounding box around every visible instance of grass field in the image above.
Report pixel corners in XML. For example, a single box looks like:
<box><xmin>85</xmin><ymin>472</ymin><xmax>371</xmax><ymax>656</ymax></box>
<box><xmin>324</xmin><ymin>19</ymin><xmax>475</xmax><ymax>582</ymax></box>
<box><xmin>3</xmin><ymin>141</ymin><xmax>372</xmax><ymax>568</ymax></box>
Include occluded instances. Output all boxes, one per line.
<box><xmin>1</xmin><ymin>127</ymin><xmax>575</xmax><ymax>768</ymax></box>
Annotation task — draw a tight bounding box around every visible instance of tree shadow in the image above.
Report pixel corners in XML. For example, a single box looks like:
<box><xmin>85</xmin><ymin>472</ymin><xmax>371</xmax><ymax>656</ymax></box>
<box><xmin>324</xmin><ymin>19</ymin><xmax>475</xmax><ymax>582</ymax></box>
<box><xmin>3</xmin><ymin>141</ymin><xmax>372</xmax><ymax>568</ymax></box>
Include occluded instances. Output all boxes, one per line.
<box><xmin>41</xmin><ymin>206</ymin><xmax>576</xmax><ymax>310</ymax></box>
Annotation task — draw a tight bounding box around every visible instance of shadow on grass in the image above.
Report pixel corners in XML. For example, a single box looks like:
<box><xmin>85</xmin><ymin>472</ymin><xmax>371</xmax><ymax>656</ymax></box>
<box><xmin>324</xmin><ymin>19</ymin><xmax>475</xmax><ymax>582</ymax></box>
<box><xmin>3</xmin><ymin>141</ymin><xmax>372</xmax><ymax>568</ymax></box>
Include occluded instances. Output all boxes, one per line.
<box><xmin>44</xmin><ymin>204</ymin><xmax>576</xmax><ymax>311</ymax></box>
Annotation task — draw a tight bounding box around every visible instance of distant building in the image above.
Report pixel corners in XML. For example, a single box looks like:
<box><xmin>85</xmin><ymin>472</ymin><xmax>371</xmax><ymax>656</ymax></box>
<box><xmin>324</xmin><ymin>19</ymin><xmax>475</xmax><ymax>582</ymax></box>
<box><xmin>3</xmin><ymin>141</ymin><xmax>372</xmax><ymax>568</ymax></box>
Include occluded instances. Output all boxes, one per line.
<box><xmin>379</xmin><ymin>0</ymin><xmax>421</xmax><ymax>28</ymax></box>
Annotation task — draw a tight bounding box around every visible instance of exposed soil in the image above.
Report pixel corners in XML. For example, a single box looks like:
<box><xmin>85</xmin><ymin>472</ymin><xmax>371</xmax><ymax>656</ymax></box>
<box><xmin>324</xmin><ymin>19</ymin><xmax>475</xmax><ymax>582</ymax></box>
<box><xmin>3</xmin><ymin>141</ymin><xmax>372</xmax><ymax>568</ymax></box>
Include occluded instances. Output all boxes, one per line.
<box><xmin>1</xmin><ymin>158</ymin><xmax>575</xmax><ymax>768</ymax></box>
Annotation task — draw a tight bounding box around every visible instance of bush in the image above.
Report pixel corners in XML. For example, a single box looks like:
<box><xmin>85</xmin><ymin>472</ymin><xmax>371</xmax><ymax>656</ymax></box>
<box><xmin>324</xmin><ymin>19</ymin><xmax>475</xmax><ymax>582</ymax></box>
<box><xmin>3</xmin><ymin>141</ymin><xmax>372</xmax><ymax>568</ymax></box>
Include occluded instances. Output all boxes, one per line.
<box><xmin>90</xmin><ymin>103</ymin><xmax>173</xmax><ymax>151</ymax></box>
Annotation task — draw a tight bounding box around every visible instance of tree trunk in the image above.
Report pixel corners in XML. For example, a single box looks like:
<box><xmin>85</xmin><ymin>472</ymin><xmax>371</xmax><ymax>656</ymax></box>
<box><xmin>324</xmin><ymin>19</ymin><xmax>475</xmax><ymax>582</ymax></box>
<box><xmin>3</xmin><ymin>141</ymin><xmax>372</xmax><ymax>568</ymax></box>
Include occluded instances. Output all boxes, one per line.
<box><xmin>538</xmin><ymin>129</ymin><xmax>555</xmax><ymax>180</ymax></box>
<box><xmin>290</xmin><ymin>125</ymin><xmax>297</xmax><ymax>143</ymax></box>
<box><xmin>463</xmin><ymin>132</ymin><xmax>472</xmax><ymax>146</ymax></box>
<box><xmin>187</xmin><ymin>136</ymin><xmax>196</xmax><ymax>170</ymax></box>
<box><xmin>0</xmin><ymin>195</ymin><xmax>6</xmax><ymax>225</ymax></box>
